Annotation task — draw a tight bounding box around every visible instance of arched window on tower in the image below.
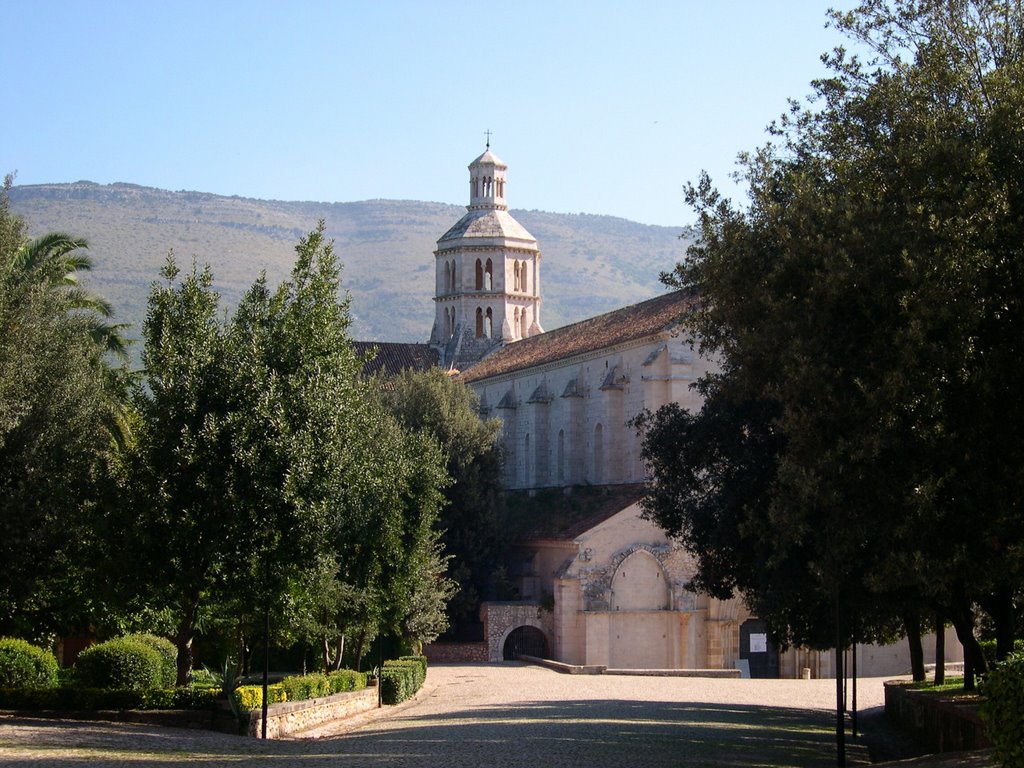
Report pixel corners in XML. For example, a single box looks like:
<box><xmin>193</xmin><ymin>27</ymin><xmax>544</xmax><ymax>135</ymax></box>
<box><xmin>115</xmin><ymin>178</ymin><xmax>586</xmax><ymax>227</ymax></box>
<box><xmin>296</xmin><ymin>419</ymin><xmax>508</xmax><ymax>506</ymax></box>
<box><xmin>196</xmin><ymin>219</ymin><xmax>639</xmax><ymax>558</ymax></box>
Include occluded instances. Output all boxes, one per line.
<box><xmin>519</xmin><ymin>309</ymin><xmax>528</xmax><ymax>339</ymax></box>
<box><xmin>521</xmin><ymin>262</ymin><xmax>529</xmax><ymax>294</ymax></box>
<box><xmin>514</xmin><ymin>261</ymin><xmax>521</xmax><ymax>292</ymax></box>
<box><xmin>447</xmin><ymin>307</ymin><xmax>455</xmax><ymax>339</ymax></box>
<box><xmin>475</xmin><ymin>259</ymin><xmax>483</xmax><ymax>290</ymax></box>
<box><xmin>485</xmin><ymin>259</ymin><xmax>493</xmax><ymax>291</ymax></box>
<box><xmin>444</xmin><ymin>261</ymin><xmax>451</xmax><ymax>293</ymax></box>
<box><xmin>475</xmin><ymin>307</ymin><xmax>484</xmax><ymax>338</ymax></box>
<box><xmin>485</xmin><ymin>307</ymin><xmax>493</xmax><ymax>338</ymax></box>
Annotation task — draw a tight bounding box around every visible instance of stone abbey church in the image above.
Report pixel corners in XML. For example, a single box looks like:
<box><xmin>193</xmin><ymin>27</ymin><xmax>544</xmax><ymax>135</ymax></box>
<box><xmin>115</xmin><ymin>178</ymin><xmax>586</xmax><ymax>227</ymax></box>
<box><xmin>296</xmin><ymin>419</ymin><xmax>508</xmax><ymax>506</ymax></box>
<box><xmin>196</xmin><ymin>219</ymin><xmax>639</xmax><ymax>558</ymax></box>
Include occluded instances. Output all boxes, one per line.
<box><xmin>359</xmin><ymin>147</ymin><xmax>961</xmax><ymax>678</ymax></box>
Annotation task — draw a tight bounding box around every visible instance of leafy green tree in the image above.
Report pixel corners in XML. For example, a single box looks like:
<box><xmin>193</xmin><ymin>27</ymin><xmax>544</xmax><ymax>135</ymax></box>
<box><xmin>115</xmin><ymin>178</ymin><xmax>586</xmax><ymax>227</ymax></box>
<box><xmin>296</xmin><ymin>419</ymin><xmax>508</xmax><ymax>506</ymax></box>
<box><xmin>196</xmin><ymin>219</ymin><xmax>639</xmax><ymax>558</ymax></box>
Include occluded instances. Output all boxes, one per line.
<box><xmin>377</xmin><ymin>367</ymin><xmax>503</xmax><ymax>637</ymax></box>
<box><xmin>121</xmin><ymin>223</ymin><xmax>454</xmax><ymax>682</ymax></box>
<box><xmin>116</xmin><ymin>256</ymin><xmax>236</xmax><ymax>684</ymax></box>
<box><xmin>643</xmin><ymin>0</ymin><xmax>1024</xmax><ymax>684</ymax></box>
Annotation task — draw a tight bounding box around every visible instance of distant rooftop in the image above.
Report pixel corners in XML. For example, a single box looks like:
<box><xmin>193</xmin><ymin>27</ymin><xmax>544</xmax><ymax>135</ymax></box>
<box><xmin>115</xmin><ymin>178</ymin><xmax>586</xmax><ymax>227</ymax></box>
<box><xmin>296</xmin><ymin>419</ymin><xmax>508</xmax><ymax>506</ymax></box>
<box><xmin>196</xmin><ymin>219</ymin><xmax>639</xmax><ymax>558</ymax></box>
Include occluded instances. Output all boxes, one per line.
<box><xmin>503</xmin><ymin>484</ymin><xmax>646</xmax><ymax>542</ymax></box>
<box><xmin>353</xmin><ymin>341</ymin><xmax>439</xmax><ymax>378</ymax></box>
<box><xmin>460</xmin><ymin>291</ymin><xmax>693</xmax><ymax>383</ymax></box>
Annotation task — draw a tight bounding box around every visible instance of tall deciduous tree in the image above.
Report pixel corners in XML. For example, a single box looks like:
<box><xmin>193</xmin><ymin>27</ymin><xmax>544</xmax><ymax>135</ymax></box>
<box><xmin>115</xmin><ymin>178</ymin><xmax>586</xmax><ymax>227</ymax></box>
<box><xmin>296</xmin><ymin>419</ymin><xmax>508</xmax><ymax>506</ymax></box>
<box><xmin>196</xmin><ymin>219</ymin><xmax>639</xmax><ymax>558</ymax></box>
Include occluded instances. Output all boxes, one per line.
<box><xmin>121</xmin><ymin>223</ymin><xmax>453</xmax><ymax>682</ymax></box>
<box><xmin>641</xmin><ymin>0</ymin><xmax>1024</xmax><ymax>683</ymax></box>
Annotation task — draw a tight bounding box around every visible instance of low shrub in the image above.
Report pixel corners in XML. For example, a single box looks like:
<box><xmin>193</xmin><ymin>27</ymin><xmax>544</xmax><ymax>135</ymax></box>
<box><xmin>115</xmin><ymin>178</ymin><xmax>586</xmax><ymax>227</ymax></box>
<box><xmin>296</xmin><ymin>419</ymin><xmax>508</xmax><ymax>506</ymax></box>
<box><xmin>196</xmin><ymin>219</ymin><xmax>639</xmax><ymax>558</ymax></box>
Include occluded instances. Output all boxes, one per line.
<box><xmin>76</xmin><ymin>638</ymin><xmax>164</xmax><ymax>691</ymax></box>
<box><xmin>124</xmin><ymin>634</ymin><xmax>177</xmax><ymax>688</ymax></box>
<box><xmin>280</xmin><ymin>673</ymin><xmax>331</xmax><ymax>702</ymax></box>
<box><xmin>980</xmin><ymin>653</ymin><xmax>1024</xmax><ymax>768</ymax></box>
<box><xmin>380</xmin><ymin>659</ymin><xmax>426</xmax><ymax>705</ymax></box>
<box><xmin>0</xmin><ymin>638</ymin><xmax>58</xmax><ymax>689</ymax></box>
<box><xmin>276</xmin><ymin>669</ymin><xmax>367</xmax><ymax>703</ymax></box>
<box><xmin>233</xmin><ymin>684</ymin><xmax>286</xmax><ymax>711</ymax></box>
<box><xmin>328</xmin><ymin>669</ymin><xmax>366</xmax><ymax>693</ymax></box>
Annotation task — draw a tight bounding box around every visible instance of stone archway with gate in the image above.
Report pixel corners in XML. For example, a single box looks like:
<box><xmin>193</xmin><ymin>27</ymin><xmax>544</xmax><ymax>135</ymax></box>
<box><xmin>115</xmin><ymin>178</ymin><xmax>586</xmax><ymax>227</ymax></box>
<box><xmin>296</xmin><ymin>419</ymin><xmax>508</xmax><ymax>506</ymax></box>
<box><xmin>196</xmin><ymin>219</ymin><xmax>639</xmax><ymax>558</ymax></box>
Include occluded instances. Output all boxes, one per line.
<box><xmin>482</xmin><ymin>602</ymin><xmax>555</xmax><ymax>662</ymax></box>
<box><xmin>503</xmin><ymin>625</ymin><xmax>549</xmax><ymax>660</ymax></box>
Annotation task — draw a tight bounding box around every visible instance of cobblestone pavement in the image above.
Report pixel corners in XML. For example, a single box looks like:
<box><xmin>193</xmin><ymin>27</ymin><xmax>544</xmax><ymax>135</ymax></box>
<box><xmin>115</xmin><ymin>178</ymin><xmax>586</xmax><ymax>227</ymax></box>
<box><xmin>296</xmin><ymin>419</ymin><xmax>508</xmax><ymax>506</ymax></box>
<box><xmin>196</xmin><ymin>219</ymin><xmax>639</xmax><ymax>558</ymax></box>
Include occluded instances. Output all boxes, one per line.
<box><xmin>0</xmin><ymin>663</ymin><xmax>945</xmax><ymax>768</ymax></box>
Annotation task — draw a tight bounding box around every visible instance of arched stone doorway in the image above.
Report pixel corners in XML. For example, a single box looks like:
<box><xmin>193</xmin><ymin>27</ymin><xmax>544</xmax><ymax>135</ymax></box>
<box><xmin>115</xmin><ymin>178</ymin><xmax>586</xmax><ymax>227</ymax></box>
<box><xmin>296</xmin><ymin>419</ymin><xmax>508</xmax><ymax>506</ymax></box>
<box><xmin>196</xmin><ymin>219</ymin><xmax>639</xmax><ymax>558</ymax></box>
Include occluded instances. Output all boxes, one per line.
<box><xmin>503</xmin><ymin>625</ymin><xmax>549</xmax><ymax>660</ymax></box>
<box><xmin>739</xmin><ymin>618</ymin><xmax>780</xmax><ymax>678</ymax></box>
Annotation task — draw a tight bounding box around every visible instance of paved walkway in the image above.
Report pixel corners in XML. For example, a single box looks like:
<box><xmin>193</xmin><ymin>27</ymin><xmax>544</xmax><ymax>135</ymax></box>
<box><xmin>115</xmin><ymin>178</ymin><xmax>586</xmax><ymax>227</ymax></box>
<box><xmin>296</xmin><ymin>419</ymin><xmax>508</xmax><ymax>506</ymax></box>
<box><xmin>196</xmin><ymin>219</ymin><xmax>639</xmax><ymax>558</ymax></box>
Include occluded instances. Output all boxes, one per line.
<box><xmin>0</xmin><ymin>663</ymin><xmax>989</xmax><ymax>767</ymax></box>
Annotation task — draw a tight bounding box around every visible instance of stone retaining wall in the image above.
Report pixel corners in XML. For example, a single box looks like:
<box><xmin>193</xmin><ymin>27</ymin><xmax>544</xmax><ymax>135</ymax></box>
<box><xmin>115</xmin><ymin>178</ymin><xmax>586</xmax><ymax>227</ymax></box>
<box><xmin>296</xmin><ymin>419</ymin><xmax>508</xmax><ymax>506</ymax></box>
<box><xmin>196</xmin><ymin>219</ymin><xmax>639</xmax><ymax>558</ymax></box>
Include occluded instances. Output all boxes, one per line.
<box><xmin>246</xmin><ymin>687</ymin><xmax>378</xmax><ymax>739</ymax></box>
<box><xmin>884</xmin><ymin>681</ymin><xmax>990</xmax><ymax>753</ymax></box>
<box><xmin>424</xmin><ymin>641</ymin><xmax>489</xmax><ymax>663</ymax></box>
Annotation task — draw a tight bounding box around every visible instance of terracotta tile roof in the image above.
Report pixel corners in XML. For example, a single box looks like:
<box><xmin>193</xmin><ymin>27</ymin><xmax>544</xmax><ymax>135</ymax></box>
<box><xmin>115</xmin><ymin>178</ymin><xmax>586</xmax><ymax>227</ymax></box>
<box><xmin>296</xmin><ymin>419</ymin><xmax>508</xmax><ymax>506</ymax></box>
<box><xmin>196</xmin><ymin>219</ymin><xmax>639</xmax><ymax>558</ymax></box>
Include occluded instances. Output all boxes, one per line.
<box><xmin>460</xmin><ymin>291</ymin><xmax>692</xmax><ymax>383</ymax></box>
<box><xmin>504</xmin><ymin>484</ymin><xmax>646</xmax><ymax>541</ymax></box>
<box><xmin>353</xmin><ymin>341</ymin><xmax>439</xmax><ymax>378</ymax></box>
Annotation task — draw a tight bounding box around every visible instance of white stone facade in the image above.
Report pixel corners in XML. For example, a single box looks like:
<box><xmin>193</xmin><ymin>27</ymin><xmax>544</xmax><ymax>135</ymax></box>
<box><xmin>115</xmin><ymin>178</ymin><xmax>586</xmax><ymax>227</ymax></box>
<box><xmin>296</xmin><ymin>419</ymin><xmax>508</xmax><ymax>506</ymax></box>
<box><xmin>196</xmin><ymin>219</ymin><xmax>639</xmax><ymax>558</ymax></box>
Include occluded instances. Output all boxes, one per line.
<box><xmin>470</xmin><ymin>330</ymin><xmax>707</xmax><ymax>490</ymax></box>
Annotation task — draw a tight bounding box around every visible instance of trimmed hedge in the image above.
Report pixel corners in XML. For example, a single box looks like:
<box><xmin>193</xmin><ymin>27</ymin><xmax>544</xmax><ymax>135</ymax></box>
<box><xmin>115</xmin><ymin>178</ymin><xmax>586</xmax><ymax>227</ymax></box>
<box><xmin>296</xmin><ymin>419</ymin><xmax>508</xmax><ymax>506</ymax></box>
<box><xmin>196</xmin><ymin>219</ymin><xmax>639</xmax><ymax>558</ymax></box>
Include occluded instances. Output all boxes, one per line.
<box><xmin>980</xmin><ymin>653</ymin><xmax>1024</xmax><ymax>768</ymax></box>
<box><xmin>0</xmin><ymin>685</ymin><xmax>219</xmax><ymax>711</ymax></box>
<box><xmin>76</xmin><ymin>638</ymin><xmax>164</xmax><ymax>691</ymax></box>
<box><xmin>124</xmin><ymin>634</ymin><xmax>177</xmax><ymax>688</ymax></box>
<box><xmin>0</xmin><ymin>638</ymin><xmax>58</xmax><ymax>689</ymax></box>
<box><xmin>233</xmin><ymin>670</ymin><xmax>367</xmax><ymax>711</ymax></box>
<box><xmin>380</xmin><ymin>658</ymin><xmax>427</xmax><ymax>705</ymax></box>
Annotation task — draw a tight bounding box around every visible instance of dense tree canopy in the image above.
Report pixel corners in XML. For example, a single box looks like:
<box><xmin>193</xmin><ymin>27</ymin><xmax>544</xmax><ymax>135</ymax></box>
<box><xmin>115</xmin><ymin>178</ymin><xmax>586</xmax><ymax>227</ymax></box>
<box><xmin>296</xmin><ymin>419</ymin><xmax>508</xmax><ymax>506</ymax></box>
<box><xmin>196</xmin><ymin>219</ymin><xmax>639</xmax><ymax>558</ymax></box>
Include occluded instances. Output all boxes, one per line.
<box><xmin>640</xmin><ymin>0</ymin><xmax>1024</xmax><ymax>679</ymax></box>
<box><xmin>0</xmin><ymin>176</ymin><xmax>129</xmax><ymax>638</ymax></box>
<box><xmin>377</xmin><ymin>367</ymin><xmax>504</xmax><ymax>638</ymax></box>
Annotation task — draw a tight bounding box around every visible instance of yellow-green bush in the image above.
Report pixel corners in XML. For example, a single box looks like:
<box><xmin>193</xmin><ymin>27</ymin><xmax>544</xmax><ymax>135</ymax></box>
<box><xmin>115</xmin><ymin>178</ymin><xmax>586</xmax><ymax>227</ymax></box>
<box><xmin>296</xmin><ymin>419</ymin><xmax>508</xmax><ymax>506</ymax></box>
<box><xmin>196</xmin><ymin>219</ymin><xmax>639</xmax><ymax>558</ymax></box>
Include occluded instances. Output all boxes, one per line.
<box><xmin>232</xmin><ymin>683</ymin><xmax>286</xmax><ymax>711</ymax></box>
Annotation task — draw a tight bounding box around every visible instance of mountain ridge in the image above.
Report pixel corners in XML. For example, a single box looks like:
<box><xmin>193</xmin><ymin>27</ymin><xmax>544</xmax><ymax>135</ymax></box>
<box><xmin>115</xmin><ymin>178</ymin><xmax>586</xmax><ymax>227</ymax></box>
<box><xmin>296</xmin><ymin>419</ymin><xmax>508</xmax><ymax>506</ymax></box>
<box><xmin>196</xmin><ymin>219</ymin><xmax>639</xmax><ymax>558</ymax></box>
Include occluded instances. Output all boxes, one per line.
<box><xmin>9</xmin><ymin>181</ymin><xmax>693</xmax><ymax>348</ymax></box>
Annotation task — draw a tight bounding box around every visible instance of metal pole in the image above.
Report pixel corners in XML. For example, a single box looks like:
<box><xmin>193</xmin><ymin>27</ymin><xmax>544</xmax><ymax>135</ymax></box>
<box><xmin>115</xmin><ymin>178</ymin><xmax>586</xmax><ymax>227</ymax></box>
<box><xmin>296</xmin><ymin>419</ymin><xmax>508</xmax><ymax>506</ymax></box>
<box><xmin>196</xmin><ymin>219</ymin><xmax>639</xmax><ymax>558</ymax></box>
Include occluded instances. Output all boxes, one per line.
<box><xmin>261</xmin><ymin>603</ymin><xmax>270</xmax><ymax>740</ymax></box>
<box><xmin>852</xmin><ymin>639</ymin><xmax>858</xmax><ymax>738</ymax></box>
<box><xmin>835</xmin><ymin>590</ymin><xmax>845</xmax><ymax>767</ymax></box>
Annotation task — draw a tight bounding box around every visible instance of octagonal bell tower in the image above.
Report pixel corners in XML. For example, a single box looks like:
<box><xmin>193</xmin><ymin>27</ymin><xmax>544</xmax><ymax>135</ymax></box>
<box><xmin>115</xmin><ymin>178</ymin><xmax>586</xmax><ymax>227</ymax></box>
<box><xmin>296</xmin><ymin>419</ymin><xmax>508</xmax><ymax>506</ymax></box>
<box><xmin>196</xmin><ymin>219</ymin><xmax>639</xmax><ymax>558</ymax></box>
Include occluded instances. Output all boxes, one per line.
<box><xmin>430</xmin><ymin>145</ymin><xmax>543</xmax><ymax>369</ymax></box>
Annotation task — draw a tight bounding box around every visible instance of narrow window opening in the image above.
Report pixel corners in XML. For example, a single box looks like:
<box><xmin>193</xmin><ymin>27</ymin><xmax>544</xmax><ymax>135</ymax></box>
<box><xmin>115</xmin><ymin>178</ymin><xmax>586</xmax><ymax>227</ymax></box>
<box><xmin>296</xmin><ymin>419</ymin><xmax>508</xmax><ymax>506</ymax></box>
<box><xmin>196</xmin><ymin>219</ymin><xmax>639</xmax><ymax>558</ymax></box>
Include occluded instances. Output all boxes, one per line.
<box><xmin>475</xmin><ymin>259</ymin><xmax>483</xmax><ymax>290</ymax></box>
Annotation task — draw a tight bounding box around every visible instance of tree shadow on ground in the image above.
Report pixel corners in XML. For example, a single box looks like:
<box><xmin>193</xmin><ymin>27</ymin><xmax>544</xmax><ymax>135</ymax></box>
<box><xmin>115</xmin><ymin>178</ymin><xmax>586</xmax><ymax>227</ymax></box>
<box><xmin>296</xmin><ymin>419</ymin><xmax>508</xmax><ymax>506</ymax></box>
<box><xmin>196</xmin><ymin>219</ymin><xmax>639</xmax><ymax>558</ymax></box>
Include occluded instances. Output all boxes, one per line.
<box><xmin>0</xmin><ymin>699</ymin><xmax>886</xmax><ymax>768</ymax></box>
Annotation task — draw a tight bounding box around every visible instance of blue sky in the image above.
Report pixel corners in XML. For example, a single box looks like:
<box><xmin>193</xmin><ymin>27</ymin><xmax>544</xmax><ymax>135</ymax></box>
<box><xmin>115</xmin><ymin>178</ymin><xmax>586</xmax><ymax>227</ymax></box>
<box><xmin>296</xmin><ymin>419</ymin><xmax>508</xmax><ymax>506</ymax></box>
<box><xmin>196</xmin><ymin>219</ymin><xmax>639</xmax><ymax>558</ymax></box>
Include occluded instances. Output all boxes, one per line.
<box><xmin>3</xmin><ymin>1</ymin><xmax>852</xmax><ymax>227</ymax></box>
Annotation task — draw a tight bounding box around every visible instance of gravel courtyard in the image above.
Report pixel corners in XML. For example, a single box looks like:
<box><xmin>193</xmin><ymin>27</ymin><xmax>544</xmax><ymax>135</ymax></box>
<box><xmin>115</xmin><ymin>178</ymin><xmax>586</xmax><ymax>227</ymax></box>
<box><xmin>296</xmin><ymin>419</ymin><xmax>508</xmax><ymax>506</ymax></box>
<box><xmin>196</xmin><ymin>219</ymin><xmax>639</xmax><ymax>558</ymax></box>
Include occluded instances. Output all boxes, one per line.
<box><xmin>0</xmin><ymin>663</ymin><xmax>907</xmax><ymax>767</ymax></box>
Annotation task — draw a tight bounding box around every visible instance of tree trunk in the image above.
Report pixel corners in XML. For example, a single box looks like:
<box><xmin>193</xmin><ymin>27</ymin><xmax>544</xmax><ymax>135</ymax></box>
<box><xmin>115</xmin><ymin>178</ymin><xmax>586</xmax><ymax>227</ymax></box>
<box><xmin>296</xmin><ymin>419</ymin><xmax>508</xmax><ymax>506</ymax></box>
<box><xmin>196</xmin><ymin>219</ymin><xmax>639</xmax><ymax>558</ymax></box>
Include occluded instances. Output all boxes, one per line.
<box><xmin>354</xmin><ymin>627</ymin><xmax>367</xmax><ymax>670</ymax></box>
<box><xmin>903</xmin><ymin>612</ymin><xmax>926</xmax><ymax>682</ymax></box>
<box><xmin>321</xmin><ymin>636</ymin><xmax>334</xmax><ymax>670</ymax></box>
<box><xmin>980</xmin><ymin>584</ymin><xmax>1016</xmax><ymax>661</ymax></box>
<box><xmin>175</xmin><ymin>596</ymin><xmax>200</xmax><ymax>687</ymax></box>
<box><xmin>949</xmin><ymin>606</ymin><xmax>987</xmax><ymax>691</ymax></box>
<box><xmin>334</xmin><ymin>634</ymin><xmax>345</xmax><ymax>671</ymax></box>
<box><xmin>934</xmin><ymin>613</ymin><xmax>945</xmax><ymax>685</ymax></box>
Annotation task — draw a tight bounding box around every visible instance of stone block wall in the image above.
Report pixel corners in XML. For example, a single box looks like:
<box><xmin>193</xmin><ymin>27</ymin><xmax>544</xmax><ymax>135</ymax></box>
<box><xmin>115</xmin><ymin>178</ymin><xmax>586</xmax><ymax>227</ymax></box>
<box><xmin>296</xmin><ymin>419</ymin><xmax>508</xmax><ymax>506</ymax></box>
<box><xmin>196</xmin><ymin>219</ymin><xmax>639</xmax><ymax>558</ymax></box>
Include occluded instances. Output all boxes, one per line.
<box><xmin>424</xmin><ymin>641</ymin><xmax>489</xmax><ymax>663</ymax></box>
<box><xmin>246</xmin><ymin>687</ymin><xmax>378</xmax><ymax>739</ymax></box>
<box><xmin>884</xmin><ymin>681</ymin><xmax>989</xmax><ymax>753</ymax></box>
